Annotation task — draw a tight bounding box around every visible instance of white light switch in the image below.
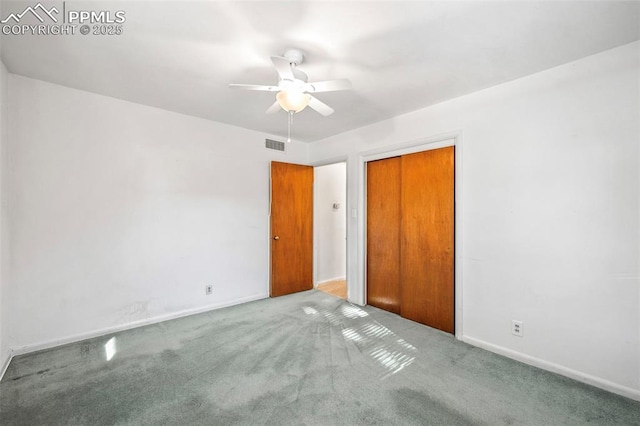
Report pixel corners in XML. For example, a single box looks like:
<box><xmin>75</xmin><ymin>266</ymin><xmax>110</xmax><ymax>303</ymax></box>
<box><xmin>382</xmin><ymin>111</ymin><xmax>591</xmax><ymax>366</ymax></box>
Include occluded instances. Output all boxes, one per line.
<box><xmin>351</xmin><ymin>209</ymin><xmax>357</xmax><ymax>218</ymax></box>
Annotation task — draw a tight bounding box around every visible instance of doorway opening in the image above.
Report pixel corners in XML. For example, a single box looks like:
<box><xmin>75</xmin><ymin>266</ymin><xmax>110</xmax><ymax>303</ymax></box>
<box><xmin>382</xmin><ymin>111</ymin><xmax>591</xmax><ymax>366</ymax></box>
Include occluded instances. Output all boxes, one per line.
<box><xmin>314</xmin><ymin>162</ymin><xmax>347</xmax><ymax>299</ymax></box>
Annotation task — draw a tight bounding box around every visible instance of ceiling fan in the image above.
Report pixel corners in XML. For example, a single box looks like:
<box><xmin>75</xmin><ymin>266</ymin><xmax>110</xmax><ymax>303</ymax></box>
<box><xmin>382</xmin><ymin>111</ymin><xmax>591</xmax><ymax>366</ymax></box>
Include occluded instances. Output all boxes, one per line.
<box><xmin>229</xmin><ymin>48</ymin><xmax>352</xmax><ymax>116</ymax></box>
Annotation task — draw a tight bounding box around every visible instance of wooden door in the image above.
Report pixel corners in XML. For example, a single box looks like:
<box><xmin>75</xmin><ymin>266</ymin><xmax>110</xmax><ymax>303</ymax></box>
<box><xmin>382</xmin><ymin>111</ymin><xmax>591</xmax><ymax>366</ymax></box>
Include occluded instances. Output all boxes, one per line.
<box><xmin>270</xmin><ymin>161</ymin><xmax>314</xmax><ymax>297</ymax></box>
<box><xmin>401</xmin><ymin>147</ymin><xmax>455</xmax><ymax>333</ymax></box>
<box><xmin>366</xmin><ymin>157</ymin><xmax>401</xmax><ymax>314</ymax></box>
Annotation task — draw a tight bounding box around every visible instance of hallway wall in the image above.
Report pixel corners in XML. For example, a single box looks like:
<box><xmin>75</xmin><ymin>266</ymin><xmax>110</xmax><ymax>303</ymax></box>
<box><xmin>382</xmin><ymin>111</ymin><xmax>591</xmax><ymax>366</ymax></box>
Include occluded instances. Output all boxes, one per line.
<box><xmin>315</xmin><ymin>163</ymin><xmax>347</xmax><ymax>284</ymax></box>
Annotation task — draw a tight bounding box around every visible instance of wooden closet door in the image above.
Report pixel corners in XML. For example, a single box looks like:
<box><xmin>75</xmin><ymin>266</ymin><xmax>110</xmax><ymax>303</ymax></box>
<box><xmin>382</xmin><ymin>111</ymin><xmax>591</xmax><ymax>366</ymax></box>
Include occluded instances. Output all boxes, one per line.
<box><xmin>401</xmin><ymin>147</ymin><xmax>455</xmax><ymax>333</ymax></box>
<box><xmin>366</xmin><ymin>157</ymin><xmax>401</xmax><ymax>314</ymax></box>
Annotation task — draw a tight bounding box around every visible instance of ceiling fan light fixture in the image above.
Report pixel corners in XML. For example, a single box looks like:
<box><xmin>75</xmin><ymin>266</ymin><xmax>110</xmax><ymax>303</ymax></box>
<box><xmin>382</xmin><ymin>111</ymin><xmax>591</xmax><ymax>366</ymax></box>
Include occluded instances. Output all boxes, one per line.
<box><xmin>276</xmin><ymin>89</ymin><xmax>311</xmax><ymax>113</ymax></box>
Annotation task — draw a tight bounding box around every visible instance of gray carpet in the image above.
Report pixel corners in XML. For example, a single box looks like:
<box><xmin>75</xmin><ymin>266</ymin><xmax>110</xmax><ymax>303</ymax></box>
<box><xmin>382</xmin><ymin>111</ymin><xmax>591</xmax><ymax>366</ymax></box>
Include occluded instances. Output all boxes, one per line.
<box><xmin>1</xmin><ymin>290</ymin><xmax>639</xmax><ymax>425</ymax></box>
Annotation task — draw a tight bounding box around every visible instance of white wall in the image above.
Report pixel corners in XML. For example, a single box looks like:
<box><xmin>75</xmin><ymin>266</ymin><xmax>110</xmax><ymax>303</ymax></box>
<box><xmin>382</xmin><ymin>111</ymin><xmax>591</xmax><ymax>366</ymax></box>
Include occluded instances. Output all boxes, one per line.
<box><xmin>309</xmin><ymin>42</ymin><xmax>640</xmax><ymax>398</ymax></box>
<box><xmin>0</xmin><ymin>59</ymin><xmax>9</xmax><ymax>372</ymax></box>
<box><xmin>7</xmin><ymin>75</ymin><xmax>307</xmax><ymax>352</ymax></box>
<box><xmin>315</xmin><ymin>162</ymin><xmax>346</xmax><ymax>284</ymax></box>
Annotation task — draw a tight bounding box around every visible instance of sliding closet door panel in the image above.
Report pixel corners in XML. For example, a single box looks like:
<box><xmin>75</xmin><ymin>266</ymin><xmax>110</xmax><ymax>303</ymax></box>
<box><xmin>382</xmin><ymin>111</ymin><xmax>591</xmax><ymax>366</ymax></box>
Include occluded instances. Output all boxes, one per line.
<box><xmin>366</xmin><ymin>157</ymin><xmax>401</xmax><ymax>314</ymax></box>
<box><xmin>400</xmin><ymin>147</ymin><xmax>454</xmax><ymax>333</ymax></box>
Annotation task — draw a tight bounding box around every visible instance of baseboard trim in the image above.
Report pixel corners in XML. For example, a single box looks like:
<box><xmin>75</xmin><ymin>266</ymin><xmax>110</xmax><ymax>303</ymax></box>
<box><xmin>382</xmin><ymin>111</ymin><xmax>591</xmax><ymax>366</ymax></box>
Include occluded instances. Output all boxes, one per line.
<box><xmin>317</xmin><ymin>277</ymin><xmax>346</xmax><ymax>286</ymax></box>
<box><xmin>11</xmin><ymin>293</ymin><xmax>268</xmax><ymax>357</ymax></box>
<box><xmin>462</xmin><ymin>335</ymin><xmax>640</xmax><ymax>402</ymax></box>
<box><xmin>0</xmin><ymin>349</ymin><xmax>13</xmax><ymax>382</ymax></box>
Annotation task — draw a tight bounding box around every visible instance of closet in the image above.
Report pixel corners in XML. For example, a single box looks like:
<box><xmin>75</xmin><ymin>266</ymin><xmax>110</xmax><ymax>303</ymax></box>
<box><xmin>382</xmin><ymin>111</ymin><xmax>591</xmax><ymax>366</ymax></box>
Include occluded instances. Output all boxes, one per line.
<box><xmin>366</xmin><ymin>146</ymin><xmax>454</xmax><ymax>333</ymax></box>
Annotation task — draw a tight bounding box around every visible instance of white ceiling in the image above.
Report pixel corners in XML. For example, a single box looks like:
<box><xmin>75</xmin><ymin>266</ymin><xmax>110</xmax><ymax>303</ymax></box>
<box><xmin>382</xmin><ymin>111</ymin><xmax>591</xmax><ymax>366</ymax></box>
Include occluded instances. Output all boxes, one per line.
<box><xmin>1</xmin><ymin>1</ymin><xmax>638</xmax><ymax>142</ymax></box>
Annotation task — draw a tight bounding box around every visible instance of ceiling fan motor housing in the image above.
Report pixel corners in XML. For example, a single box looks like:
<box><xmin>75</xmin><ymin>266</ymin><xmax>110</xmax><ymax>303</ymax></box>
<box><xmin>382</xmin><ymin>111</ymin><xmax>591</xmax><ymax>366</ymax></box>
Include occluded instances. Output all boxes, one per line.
<box><xmin>283</xmin><ymin>48</ymin><xmax>304</xmax><ymax>66</ymax></box>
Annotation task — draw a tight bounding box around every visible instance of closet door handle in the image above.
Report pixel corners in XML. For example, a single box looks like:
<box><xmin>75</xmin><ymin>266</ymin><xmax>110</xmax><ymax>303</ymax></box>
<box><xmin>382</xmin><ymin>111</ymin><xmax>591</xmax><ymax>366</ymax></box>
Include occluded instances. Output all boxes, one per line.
<box><xmin>273</xmin><ymin>236</ymin><xmax>280</xmax><ymax>240</ymax></box>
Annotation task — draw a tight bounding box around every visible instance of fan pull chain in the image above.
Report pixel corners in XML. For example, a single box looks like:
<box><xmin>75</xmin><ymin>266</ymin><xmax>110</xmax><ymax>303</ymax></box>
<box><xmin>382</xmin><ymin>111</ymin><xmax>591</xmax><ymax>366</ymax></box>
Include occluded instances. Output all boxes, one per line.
<box><xmin>287</xmin><ymin>110</ymin><xmax>294</xmax><ymax>143</ymax></box>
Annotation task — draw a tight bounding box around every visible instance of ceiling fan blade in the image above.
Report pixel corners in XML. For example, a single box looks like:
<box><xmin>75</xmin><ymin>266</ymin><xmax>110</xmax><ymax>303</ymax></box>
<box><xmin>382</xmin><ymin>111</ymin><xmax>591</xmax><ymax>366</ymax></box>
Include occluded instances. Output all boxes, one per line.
<box><xmin>271</xmin><ymin>56</ymin><xmax>295</xmax><ymax>81</ymax></box>
<box><xmin>305</xmin><ymin>79</ymin><xmax>352</xmax><ymax>93</ymax></box>
<box><xmin>308</xmin><ymin>96</ymin><xmax>334</xmax><ymax>116</ymax></box>
<box><xmin>229</xmin><ymin>84</ymin><xmax>279</xmax><ymax>91</ymax></box>
<box><xmin>266</xmin><ymin>101</ymin><xmax>281</xmax><ymax>114</ymax></box>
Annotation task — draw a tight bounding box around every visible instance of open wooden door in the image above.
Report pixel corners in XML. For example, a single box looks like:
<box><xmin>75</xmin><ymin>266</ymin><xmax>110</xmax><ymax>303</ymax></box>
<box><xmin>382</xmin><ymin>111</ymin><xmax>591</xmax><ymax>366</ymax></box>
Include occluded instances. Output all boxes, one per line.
<box><xmin>270</xmin><ymin>161</ymin><xmax>314</xmax><ymax>297</ymax></box>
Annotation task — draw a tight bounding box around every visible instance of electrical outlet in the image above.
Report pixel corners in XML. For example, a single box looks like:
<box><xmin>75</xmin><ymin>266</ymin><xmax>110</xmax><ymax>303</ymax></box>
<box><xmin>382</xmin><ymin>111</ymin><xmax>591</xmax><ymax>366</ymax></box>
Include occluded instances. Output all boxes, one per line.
<box><xmin>512</xmin><ymin>320</ymin><xmax>523</xmax><ymax>337</ymax></box>
<box><xmin>205</xmin><ymin>285</ymin><xmax>213</xmax><ymax>295</ymax></box>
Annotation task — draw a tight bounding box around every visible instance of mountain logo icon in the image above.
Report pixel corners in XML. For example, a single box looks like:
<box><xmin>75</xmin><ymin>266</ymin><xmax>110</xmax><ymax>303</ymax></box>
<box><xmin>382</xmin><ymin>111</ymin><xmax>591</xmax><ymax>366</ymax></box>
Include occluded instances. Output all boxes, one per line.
<box><xmin>1</xmin><ymin>3</ymin><xmax>59</xmax><ymax>24</ymax></box>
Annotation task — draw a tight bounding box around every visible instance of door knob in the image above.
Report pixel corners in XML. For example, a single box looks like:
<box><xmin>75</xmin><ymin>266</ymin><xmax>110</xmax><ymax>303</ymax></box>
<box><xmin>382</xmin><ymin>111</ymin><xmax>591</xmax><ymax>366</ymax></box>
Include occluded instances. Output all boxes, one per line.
<box><xmin>273</xmin><ymin>236</ymin><xmax>280</xmax><ymax>240</ymax></box>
